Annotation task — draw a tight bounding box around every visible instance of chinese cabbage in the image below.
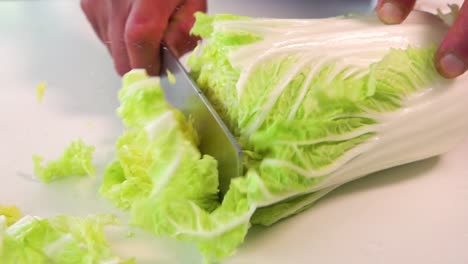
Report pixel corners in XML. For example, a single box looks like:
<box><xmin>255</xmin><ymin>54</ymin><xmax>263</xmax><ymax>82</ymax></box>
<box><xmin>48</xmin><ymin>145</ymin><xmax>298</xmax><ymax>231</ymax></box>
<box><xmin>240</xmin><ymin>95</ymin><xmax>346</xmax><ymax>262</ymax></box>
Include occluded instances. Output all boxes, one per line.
<box><xmin>101</xmin><ymin>10</ymin><xmax>468</xmax><ymax>263</ymax></box>
<box><xmin>187</xmin><ymin>10</ymin><xmax>468</xmax><ymax>259</ymax></box>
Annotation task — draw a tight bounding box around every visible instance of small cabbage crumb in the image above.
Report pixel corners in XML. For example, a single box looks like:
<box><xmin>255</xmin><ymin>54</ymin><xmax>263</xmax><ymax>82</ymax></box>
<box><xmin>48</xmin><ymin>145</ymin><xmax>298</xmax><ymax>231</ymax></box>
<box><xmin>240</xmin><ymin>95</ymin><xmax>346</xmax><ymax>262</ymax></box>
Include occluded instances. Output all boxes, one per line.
<box><xmin>0</xmin><ymin>205</ymin><xmax>22</xmax><ymax>226</ymax></box>
<box><xmin>126</xmin><ymin>231</ymin><xmax>135</xmax><ymax>238</ymax></box>
<box><xmin>166</xmin><ymin>69</ymin><xmax>176</xmax><ymax>84</ymax></box>
<box><xmin>36</xmin><ymin>81</ymin><xmax>46</xmax><ymax>103</ymax></box>
<box><xmin>33</xmin><ymin>139</ymin><xmax>96</xmax><ymax>183</ymax></box>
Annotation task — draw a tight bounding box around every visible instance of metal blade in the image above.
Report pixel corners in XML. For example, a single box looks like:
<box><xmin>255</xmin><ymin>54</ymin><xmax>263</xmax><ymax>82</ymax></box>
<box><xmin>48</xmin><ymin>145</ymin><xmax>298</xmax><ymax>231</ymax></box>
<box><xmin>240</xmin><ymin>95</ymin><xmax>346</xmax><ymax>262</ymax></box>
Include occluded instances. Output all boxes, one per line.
<box><xmin>159</xmin><ymin>47</ymin><xmax>242</xmax><ymax>194</ymax></box>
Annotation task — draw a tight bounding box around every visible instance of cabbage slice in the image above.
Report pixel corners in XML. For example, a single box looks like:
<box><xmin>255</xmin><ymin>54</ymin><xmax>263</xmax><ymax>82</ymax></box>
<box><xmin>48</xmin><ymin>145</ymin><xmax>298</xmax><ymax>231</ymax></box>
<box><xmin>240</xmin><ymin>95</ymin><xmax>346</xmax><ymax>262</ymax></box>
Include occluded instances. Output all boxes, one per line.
<box><xmin>101</xmin><ymin>70</ymin><xmax>263</xmax><ymax>262</ymax></box>
<box><xmin>99</xmin><ymin>70</ymin><xmax>218</xmax><ymax>212</ymax></box>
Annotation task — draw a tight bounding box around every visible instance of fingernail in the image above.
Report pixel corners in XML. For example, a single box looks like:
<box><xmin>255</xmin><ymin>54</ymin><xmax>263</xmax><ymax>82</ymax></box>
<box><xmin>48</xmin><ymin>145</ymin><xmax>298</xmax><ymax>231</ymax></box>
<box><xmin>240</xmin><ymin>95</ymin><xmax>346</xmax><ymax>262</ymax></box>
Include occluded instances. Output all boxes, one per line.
<box><xmin>438</xmin><ymin>53</ymin><xmax>466</xmax><ymax>79</ymax></box>
<box><xmin>379</xmin><ymin>2</ymin><xmax>404</xmax><ymax>24</ymax></box>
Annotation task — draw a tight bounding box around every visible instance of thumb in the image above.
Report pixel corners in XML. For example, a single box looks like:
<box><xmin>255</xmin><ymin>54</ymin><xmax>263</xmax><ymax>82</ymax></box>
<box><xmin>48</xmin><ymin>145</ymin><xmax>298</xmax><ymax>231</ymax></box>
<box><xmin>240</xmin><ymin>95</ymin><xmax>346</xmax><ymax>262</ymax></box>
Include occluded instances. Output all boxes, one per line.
<box><xmin>435</xmin><ymin>1</ymin><xmax>468</xmax><ymax>79</ymax></box>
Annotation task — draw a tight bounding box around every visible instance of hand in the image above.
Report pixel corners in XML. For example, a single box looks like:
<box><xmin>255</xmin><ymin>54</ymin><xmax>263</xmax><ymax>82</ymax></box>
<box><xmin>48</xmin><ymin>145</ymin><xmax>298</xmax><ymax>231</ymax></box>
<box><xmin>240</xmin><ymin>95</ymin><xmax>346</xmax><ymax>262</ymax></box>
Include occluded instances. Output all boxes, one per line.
<box><xmin>81</xmin><ymin>0</ymin><xmax>207</xmax><ymax>76</ymax></box>
<box><xmin>376</xmin><ymin>0</ymin><xmax>467</xmax><ymax>79</ymax></box>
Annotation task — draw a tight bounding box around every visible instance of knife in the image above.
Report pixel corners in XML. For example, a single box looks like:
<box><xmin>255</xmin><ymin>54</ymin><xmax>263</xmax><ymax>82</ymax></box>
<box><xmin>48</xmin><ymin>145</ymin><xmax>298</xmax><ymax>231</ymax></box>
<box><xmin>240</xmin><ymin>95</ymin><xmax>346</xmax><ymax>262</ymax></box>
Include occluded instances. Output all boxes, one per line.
<box><xmin>159</xmin><ymin>46</ymin><xmax>243</xmax><ymax>195</ymax></box>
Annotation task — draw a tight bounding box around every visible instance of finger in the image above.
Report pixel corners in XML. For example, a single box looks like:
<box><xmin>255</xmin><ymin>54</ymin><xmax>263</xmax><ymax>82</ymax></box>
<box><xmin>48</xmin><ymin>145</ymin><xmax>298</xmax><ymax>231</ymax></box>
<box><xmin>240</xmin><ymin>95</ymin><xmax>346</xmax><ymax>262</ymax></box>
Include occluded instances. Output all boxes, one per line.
<box><xmin>80</xmin><ymin>0</ymin><xmax>99</xmax><ymax>33</ymax></box>
<box><xmin>125</xmin><ymin>0</ymin><xmax>181</xmax><ymax>75</ymax></box>
<box><xmin>376</xmin><ymin>0</ymin><xmax>416</xmax><ymax>25</ymax></box>
<box><xmin>163</xmin><ymin>0</ymin><xmax>207</xmax><ymax>57</ymax></box>
<box><xmin>109</xmin><ymin>2</ymin><xmax>132</xmax><ymax>76</ymax></box>
<box><xmin>80</xmin><ymin>0</ymin><xmax>109</xmax><ymax>44</ymax></box>
<box><xmin>435</xmin><ymin>1</ymin><xmax>468</xmax><ymax>79</ymax></box>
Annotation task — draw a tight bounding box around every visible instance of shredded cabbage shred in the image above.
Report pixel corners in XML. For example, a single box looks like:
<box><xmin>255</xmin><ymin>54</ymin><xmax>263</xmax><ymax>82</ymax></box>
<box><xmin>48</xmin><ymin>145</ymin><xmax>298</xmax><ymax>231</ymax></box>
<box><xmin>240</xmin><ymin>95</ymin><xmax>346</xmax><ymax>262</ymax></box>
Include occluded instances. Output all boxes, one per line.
<box><xmin>33</xmin><ymin>139</ymin><xmax>96</xmax><ymax>183</ymax></box>
<box><xmin>0</xmin><ymin>213</ymin><xmax>133</xmax><ymax>263</ymax></box>
<box><xmin>100</xmin><ymin>11</ymin><xmax>468</xmax><ymax>263</ymax></box>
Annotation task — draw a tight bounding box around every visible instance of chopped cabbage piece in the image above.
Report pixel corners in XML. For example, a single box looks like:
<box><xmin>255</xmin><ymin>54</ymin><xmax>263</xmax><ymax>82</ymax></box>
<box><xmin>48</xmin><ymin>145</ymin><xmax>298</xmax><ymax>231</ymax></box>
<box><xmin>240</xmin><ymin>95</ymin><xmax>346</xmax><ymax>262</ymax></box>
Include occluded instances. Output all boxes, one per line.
<box><xmin>33</xmin><ymin>139</ymin><xmax>96</xmax><ymax>183</ymax></box>
<box><xmin>0</xmin><ymin>205</ymin><xmax>22</xmax><ymax>226</ymax></box>
<box><xmin>0</xmin><ymin>214</ymin><xmax>134</xmax><ymax>264</ymax></box>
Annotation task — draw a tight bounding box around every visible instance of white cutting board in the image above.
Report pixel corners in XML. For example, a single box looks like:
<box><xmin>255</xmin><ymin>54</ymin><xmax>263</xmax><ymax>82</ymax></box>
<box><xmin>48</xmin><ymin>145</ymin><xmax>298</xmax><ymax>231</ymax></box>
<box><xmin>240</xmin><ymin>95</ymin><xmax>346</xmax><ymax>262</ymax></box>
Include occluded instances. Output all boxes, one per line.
<box><xmin>0</xmin><ymin>1</ymin><xmax>467</xmax><ymax>264</ymax></box>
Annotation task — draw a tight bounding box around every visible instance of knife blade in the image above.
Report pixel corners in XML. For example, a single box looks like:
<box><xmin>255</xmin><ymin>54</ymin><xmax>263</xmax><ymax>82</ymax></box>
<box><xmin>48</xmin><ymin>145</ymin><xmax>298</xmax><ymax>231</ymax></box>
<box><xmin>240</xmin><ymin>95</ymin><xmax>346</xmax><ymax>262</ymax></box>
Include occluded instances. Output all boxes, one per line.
<box><xmin>159</xmin><ymin>46</ymin><xmax>243</xmax><ymax>194</ymax></box>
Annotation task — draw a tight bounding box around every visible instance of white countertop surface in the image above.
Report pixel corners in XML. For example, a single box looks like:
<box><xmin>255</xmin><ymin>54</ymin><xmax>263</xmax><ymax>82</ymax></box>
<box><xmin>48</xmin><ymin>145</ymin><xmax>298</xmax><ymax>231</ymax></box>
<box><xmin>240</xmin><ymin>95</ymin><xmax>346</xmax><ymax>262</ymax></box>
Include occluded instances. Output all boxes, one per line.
<box><xmin>0</xmin><ymin>1</ymin><xmax>467</xmax><ymax>263</ymax></box>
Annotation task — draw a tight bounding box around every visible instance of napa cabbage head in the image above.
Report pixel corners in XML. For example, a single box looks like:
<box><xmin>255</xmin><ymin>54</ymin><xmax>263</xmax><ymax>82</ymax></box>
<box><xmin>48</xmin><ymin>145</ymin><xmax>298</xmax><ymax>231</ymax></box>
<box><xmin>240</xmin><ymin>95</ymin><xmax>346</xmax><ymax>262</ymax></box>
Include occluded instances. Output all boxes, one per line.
<box><xmin>188</xmin><ymin>11</ymin><xmax>468</xmax><ymax>206</ymax></box>
<box><xmin>187</xmin><ymin>10</ymin><xmax>468</xmax><ymax>258</ymax></box>
<box><xmin>101</xmin><ymin>10</ymin><xmax>468</xmax><ymax>264</ymax></box>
